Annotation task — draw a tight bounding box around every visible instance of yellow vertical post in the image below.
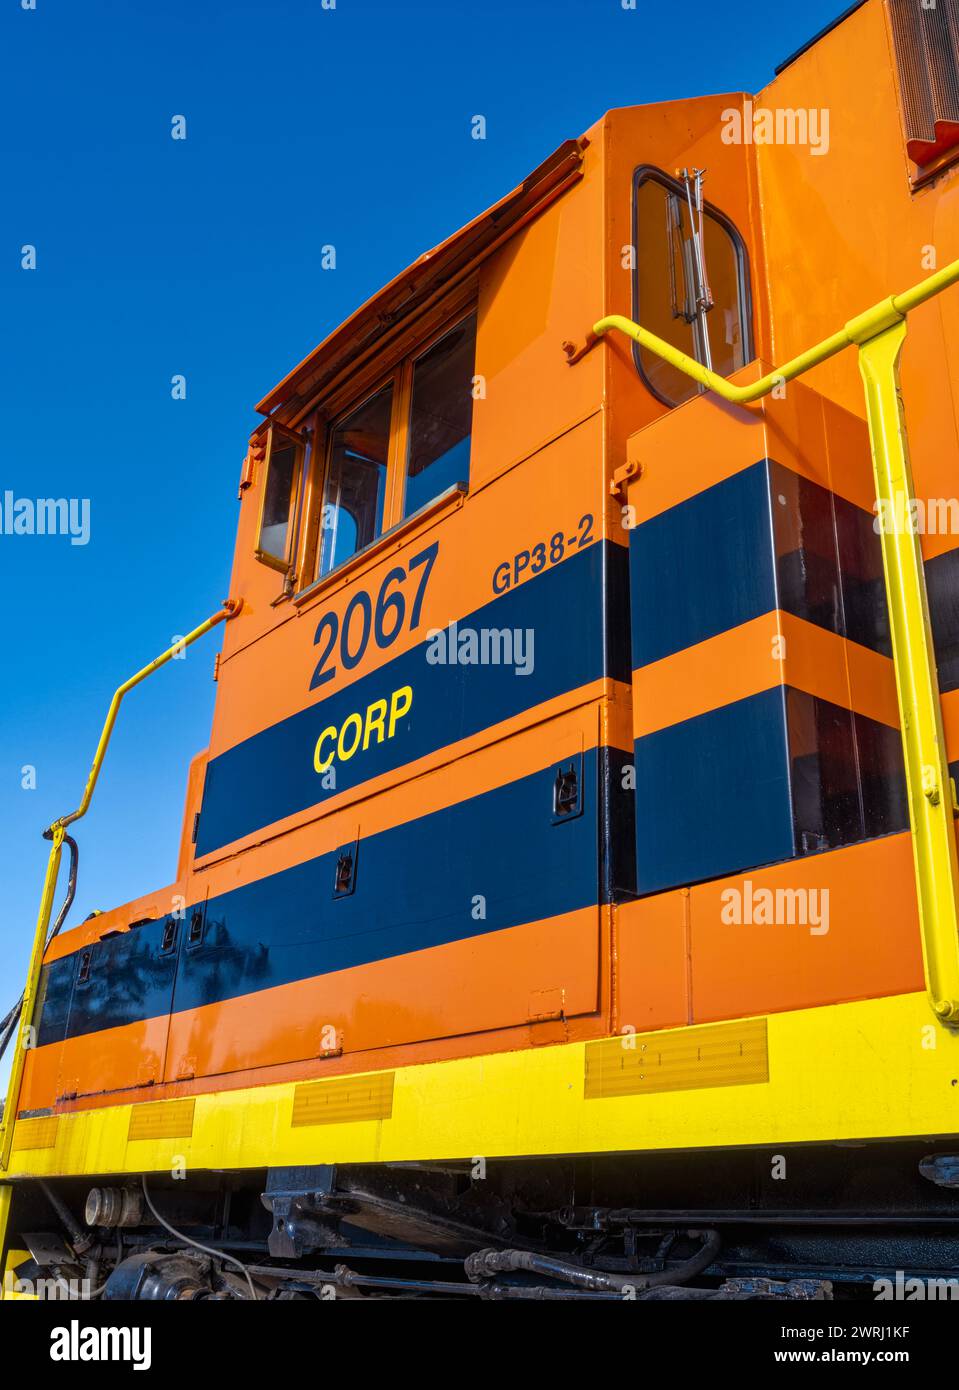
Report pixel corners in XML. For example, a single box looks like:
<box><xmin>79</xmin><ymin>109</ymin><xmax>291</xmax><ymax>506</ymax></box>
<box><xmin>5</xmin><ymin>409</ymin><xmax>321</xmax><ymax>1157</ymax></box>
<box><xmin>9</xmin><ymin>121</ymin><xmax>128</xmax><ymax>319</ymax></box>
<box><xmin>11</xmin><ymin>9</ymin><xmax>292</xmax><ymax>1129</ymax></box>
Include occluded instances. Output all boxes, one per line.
<box><xmin>0</xmin><ymin>827</ymin><xmax>65</xmax><ymax>1173</ymax></box>
<box><xmin>857</xmin><ymin>319</ymin><xmax>959</xmax><ymax>1022</ymax></box>
<box><xmin>0</xmin><ymin>603</ymin><xmax>236</xmax><ymax>1282</ymax></box>
<box><xmin>0</xmin><ymin>1185</ymin><xmax>11</xmax><ymax>1298</ymax></box>
<box><xmin>0</xmin><ymin>828</ymin><xmax>64</xmax><ymax>1295</ymax></box>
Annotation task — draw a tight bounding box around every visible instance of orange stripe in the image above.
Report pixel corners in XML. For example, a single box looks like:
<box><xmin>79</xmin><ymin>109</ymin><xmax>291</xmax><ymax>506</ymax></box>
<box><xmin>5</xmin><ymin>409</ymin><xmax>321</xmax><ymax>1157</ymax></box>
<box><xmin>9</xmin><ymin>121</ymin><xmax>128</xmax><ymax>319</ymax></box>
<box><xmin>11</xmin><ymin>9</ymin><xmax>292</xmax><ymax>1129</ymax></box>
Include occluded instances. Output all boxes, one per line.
<box><xmin>625</xmin><ymin>375</ymin><xmax>876</xmax><ymax>525</ymax></box>
<box><xmin>615</xmin><ymin>833</ymin><xmax>922</xmax><ymax>1029</ymax></box>
<box><xmin>22</xmin><ymin>1014</ymin><xmax>170</xmax><ymax>1111</ymax></box>
<box><xmin>688</xmin><ymin>832</ymin><xmax>922</xmax><ymax>1021</ymax></box>
<box><xmin>24</xmin><ymin>907</ymin><xmax>604</xmax><ymax>1115</ymax></box>
<box><xmin>632</xmin><ymin>612</ymin><xmax>898</xmax><ymax>741</ymax></box>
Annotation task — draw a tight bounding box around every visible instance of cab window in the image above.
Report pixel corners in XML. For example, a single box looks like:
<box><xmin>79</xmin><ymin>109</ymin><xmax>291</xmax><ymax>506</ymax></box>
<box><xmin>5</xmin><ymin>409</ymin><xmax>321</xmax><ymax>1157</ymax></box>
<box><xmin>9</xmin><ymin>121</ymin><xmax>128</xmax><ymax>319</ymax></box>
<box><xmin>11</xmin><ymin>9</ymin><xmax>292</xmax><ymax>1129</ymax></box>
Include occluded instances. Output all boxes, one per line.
<box><xmin>632</xmin><ymin>167</ymin><xmax>751</xmax><ymax>406</ymax></box>
<box><xmin>257</xmin><ymin>301</ymin><xmax>478</xmax><ymax>588</ymax></box>
<box><xmin>255</xmin><ymin>423</ymin><xmax>306</xmax><ymax>569</ymax></box>
<box><xmin>318</xmin><ymin>383</ymin><xmax>393</xmax><ymax>578</ymax></box>
<box><xmin>403</xmin><ymin>313</ymin><xmax>477</xmax><ymax>518</ymax></box>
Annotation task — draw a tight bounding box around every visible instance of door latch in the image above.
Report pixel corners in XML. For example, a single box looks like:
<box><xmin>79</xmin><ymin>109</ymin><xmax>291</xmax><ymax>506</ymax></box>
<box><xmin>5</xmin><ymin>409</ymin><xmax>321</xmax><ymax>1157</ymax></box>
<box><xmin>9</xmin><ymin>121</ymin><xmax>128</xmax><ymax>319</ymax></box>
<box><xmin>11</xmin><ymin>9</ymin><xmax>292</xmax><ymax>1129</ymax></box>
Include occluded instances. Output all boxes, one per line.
<box><xmin>186</xmin><ymin>906</ymin><xmax>205</xmax><ymax>949</ymax></box>
<box><xmin>159</xmin><ymin>918</ymin><xmax>179</xmax><ymax>956</ymax></box>
<box><xmin>552</xmin><ymin>755</ymin><xmax>584</xmax><ymax>823</ymax></box>
<box><xmin>333</xmin><ymin>841</ymin><xmax>358</xmax><ymax>898</ymax></box>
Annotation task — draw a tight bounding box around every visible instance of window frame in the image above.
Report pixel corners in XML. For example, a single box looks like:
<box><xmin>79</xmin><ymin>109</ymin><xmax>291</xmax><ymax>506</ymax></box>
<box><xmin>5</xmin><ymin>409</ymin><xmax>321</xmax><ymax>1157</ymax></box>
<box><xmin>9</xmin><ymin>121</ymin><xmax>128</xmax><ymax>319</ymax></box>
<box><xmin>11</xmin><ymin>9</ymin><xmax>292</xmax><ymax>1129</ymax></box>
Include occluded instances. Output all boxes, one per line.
<box><xmin>397</xmin><ymin>308</ymin><xmax>477</xmax><ymax>523</ymax></box>
<box><xmin>314</xmin><ymin>371</ymin><xmax>404</xmax><ymax>583</ymax></box>
<box><xmin>253</xmin><ymin>420</ymin><xmax>309</xmax><ymax>573</ymax></box>
<box><xmin>292</xmin><ymin>289</ymin><xmax>478</xmax><ymax>595</ymax></box>
<box><xmin>630</xmin><ymin>164</ymin><xmax>754</xmax><ymax>409</ymax></box>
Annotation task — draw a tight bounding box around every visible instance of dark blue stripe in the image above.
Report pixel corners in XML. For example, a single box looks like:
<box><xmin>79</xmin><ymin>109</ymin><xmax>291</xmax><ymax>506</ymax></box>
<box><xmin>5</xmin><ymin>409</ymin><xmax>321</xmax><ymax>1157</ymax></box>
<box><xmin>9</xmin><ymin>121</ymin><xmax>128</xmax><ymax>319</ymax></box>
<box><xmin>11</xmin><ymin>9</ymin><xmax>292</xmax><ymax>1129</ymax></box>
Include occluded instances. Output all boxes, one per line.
<box><xmin>630</xmin><ymin>461</ymin><xmax>776</xmax><ymax>669</ymax></box>
<box><xmin>36</xmin><ymin>918</ymin><xmax>180</xmax><ymax>1050</ymax></box>
<box><xmin>635</xmin><ymin>686</ymin><xmax>794</xmax><ymax>894</ymax></box>
<box><xmin>196</xmin><ymin>540</ymin><xmax>629</xmax><ymax>856</ymax></box>
<box><xmin>634</xmin><ymin>687</ymin><xmax>908</xmax><ymax>895</ymax></box>
<box><xmin>38</xmin><ymin>750</ymin><xmax>605</xmax><ymax>1047</ymax></box>
<box><xmin>926</xmin><ymin>545</ymin><xmax>959</xmax><ymax>693</ymax></box>
<box><xmin>629</xmin><ymin>458</ymin><xmax>890</xmax><ymax>670</ymax></box>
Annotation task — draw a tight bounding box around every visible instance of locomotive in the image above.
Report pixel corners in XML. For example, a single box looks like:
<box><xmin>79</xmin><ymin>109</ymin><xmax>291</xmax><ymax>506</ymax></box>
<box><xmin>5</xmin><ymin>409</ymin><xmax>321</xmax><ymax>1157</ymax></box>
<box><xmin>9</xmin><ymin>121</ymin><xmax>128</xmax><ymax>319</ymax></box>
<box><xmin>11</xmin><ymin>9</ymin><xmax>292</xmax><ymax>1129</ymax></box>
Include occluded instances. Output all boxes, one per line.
<box><xmin>6</xmin><ymin>0</ymin><xmax>959</xmax><ymax>1300</ymax></box>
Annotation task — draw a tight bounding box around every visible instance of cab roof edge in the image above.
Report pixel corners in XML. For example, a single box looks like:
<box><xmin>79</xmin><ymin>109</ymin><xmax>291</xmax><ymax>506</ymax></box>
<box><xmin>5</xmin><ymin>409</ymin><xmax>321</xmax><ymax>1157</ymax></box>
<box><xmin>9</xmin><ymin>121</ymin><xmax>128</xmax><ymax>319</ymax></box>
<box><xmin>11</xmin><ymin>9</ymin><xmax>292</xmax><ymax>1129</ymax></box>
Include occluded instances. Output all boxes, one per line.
<box><xmin>254</xmin><ymin>136</ymin><xmax>589</xmax><ymax>422</ymax></box>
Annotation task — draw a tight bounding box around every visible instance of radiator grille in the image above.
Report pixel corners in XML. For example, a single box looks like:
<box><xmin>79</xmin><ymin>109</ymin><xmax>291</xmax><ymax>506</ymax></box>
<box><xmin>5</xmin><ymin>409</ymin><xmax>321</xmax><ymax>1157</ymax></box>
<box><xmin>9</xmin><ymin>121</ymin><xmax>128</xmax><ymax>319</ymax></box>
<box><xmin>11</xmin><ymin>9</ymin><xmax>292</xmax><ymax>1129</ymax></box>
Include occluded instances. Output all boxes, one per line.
<box><xmin>890</xmin><ymin>0</ymin><xmax>959</xmax><ymax>166</ymax></box>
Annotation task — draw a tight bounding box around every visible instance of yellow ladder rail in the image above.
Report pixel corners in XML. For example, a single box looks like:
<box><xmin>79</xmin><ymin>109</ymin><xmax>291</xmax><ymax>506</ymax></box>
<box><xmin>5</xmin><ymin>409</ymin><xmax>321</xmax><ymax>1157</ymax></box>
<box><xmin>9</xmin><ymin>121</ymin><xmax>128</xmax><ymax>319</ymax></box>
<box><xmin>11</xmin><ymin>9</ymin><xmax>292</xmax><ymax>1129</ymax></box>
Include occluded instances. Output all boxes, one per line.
<box><xmin>0</xmin><ymin>598</ymin><xmax>239</xmax><ymax>1176</ymax></box>
<box><xmin>579</xmin><ymin>260</ymin><xmax>959</xmax><ymax>1023</ymax></box>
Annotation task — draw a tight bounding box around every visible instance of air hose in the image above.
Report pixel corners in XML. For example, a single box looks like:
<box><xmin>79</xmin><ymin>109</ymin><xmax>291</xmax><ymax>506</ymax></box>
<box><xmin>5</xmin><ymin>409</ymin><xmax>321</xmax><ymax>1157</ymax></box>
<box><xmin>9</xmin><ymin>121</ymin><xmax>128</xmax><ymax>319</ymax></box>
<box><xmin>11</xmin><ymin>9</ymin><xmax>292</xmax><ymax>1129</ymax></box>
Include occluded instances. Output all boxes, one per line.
<box><xmin>465</xmin><ymin>1229</ymin><xmax>722</xmax><ymax>1294</ymax></box>
<box><xmin>0</xmin><ymin>832</ymin><xmax>79</xmax><ymax>1064</ymax></box>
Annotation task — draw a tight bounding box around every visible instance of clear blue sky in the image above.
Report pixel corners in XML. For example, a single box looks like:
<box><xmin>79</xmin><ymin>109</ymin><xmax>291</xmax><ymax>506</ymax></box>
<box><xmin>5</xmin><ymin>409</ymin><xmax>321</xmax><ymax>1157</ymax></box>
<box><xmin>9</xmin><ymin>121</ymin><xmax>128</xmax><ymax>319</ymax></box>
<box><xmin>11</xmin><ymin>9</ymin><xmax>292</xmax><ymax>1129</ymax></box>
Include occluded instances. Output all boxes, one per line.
<box><xmin>0</xmin><ymin>0</ymin><xmax>845</xmax><ymax>1093</ymax></box>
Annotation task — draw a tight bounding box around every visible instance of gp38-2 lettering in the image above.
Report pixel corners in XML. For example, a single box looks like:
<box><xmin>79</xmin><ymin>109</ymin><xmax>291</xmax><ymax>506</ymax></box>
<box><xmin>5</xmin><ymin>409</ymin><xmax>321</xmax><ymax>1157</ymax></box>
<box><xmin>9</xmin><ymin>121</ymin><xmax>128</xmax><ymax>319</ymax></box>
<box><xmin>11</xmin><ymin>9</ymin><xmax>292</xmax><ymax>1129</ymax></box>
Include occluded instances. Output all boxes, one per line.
<box><xmin>492</xmin><ymin>513</ymin><xmax>594</xmax><ymax>594</ymax></box>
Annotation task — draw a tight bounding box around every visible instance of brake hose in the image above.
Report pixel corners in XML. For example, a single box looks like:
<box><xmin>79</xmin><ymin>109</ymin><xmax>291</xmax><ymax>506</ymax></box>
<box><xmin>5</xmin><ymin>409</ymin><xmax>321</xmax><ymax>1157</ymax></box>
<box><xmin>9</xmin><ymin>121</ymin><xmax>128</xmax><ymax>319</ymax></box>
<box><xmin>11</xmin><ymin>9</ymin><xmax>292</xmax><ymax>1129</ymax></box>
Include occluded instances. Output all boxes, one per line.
<box><xmin>465</xmin><ymin>1229</ymin><xmax>722</xmax><ymax>1294</ymax></box>
<box><xmin>0</xmin><ymin>832</ymin><xmax>79</xmax><ymax>1063</ymax></box>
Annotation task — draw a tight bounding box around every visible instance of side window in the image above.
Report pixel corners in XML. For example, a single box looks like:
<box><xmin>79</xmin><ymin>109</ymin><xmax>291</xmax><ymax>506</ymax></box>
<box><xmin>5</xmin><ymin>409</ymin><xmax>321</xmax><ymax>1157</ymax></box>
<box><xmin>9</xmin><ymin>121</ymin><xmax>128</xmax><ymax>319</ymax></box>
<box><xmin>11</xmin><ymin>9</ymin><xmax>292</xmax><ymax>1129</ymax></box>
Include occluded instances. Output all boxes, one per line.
<box><xmin>632</xmin><ymin>167</ymin><xmax>752</xmax><ymax>407</ymax></box>
<box><xmin>283</xmin><ymin>299</ymin><xmax>477</xmax><ymax>592</ymax></box>
<box><xmin>318</xmin><ymin>383</ymin><xmax>393</xmax><ymax>578</ymax></box>
<box><xmin>403</xmin><ymin>312</ymin><xmax>477</xmax><ymax>518</ymax></box>
<box><xmin>255</xmin><ymin>423</ymin><xmax>306</xmax><ymax>569</ymax></box>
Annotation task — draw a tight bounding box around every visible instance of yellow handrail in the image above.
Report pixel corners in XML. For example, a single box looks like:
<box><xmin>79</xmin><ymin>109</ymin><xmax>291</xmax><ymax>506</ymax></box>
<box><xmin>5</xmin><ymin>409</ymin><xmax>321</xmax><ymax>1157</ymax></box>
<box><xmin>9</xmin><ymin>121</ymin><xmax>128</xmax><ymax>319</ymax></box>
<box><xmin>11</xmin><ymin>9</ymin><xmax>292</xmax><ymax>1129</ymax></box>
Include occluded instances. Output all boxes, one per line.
<box><xmin>53</xmin><ymin>599</ymin><xmax>240</xmax><ymax>834</ymax></box>
<box><xmin>581</xmin><ymin>259</ymin><xmax>959</xmax><ymax>1023</ymax></box>
<box><xmin>0</xmin><ymin>598</ymin><xmax>239</xmax><ymax>1175</ymax></box>
<box><xmin>582</xmin><ymin>259</ymin><xmax>959</xmax><ymax>405</ymax></box>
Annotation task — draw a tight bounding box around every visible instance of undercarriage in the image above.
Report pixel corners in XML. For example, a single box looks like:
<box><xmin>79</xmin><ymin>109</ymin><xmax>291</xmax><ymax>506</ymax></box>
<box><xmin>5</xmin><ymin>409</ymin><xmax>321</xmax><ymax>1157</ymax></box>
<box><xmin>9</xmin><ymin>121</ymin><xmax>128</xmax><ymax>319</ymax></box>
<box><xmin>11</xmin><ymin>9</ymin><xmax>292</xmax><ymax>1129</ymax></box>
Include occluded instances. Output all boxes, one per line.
<box><xmin>8</xmin><ymin>1139</ymin><xmax>959</xmax><ymax>1302</ymax></box>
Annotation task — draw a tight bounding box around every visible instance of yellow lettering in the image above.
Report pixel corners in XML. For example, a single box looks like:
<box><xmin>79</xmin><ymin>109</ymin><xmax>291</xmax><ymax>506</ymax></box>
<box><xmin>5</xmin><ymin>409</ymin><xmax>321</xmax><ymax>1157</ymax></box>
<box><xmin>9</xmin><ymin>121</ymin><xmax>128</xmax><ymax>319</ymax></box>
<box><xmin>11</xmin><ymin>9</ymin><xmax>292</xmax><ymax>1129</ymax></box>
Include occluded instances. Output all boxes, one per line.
<box><xmin>388</xmin><ymin>685</ymin><xmax>413</xmax><ymax>738</ymax></box>
<box><xmin>338</xmin><ymin>712</ymin><xmax>363</xmax><ymax>762</ymax></box>
<box><xmin>363</xmin><ymin>698</ymin><xmax>387</xmax><ymax>750</ymax></box>
<box><xmin>313</xmin><ymin>686</ymin><xmax>413</xmax><ymax>774</ymax></box>
<box><xmin>313</xmin><ymin>727</ymin><xmax>337</xmax><ymax>773</ymax></box>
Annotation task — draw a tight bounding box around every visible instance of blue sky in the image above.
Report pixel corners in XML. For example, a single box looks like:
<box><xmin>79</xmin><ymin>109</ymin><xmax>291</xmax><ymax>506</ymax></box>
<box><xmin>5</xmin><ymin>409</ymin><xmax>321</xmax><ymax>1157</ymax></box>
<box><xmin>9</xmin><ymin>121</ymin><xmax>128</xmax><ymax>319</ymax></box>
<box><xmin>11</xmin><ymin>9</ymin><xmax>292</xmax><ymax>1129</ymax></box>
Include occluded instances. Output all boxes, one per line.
<box><xmin>0</xmin><ymin>0</ymin><xmax>845</xmax><ymax>1092</ymax></box>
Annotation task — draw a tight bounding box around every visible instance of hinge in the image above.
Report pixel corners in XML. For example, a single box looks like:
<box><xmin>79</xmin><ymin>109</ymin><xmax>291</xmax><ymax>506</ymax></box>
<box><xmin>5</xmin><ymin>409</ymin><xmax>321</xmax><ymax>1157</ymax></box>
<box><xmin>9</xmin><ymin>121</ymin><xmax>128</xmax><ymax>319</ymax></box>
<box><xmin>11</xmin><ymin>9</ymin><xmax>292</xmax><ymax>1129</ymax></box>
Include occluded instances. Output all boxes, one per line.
<box><xmin>562</xmin><ymin>330</ymin><xmax>600</xmax><ymax>366</ymax></box>
<box><xmin>212</xmin><ymin>652</ymin><xmax>221</xmax><ymax>682</ymax></box>
<box><xmin>191</xmin><ymin>811</ymin><xmax>200</xmax><ymax>844</ymax></box>
<box><xmin>238</xmin><ymin>435</ymin><xmax>267</xmax><ymax>497</ymax></box>
<box><xmin>610</xmin><ymin>459</ymin><xmax>642</xmax><ymax>499</ymax></box>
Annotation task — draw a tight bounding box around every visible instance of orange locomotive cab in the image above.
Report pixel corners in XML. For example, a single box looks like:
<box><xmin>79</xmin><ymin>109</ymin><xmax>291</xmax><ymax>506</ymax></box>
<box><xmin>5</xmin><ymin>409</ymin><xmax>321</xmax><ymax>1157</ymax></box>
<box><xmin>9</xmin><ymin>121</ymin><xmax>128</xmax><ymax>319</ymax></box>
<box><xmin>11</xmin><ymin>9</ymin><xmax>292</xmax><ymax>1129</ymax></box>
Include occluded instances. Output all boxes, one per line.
<box><xmin>8</xmin><ymin>0</ymin><xmax>959</xmax><ymax>1301</ymax></box>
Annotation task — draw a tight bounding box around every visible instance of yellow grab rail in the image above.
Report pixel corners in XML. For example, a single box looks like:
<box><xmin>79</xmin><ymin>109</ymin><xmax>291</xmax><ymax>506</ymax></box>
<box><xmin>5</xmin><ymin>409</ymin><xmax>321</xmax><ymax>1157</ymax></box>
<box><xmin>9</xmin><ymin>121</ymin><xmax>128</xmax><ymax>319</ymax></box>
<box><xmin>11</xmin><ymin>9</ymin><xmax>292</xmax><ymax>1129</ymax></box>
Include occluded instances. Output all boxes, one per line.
<box><xmin>55</xmin><ymin>599</ymin><xmax>240</xmax><ymax>832</ymax></box>
<box><xmin>0</xmin><ymin>598</ymin><xmax>239</xmax><ymax>1174</ymax></box>
<box><xmin>576</xmin><ymin>259</ymin><xmax>959</xmax><ymax>406</ymax></box>
<box><xmin>580</xmin><ymin>260</ymin><xmax>959</xmax><ymax>1023</ymax></box>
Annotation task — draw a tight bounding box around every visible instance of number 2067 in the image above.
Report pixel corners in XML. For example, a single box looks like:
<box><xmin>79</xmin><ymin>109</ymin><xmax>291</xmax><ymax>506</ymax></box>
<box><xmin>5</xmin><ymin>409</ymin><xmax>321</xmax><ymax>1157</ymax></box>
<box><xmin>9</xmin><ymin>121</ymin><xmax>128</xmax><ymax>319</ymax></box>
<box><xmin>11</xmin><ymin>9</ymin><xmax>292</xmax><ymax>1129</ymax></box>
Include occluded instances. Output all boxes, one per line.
<box><xmin>309</xmin><ymin>540</ymin><xmax>439</xmax><ymax>691</ymax></box>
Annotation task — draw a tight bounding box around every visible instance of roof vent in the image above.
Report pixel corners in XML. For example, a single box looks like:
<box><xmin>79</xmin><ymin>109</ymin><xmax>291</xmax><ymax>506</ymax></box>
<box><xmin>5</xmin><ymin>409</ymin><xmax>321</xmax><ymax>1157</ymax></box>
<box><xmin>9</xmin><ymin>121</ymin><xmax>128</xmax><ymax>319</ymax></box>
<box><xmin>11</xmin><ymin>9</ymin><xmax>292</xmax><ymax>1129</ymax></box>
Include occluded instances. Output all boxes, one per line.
<box><xmin>889</xmin><ymin>0</ymin><xmax>959</xmax><ymax>170</ymax></box>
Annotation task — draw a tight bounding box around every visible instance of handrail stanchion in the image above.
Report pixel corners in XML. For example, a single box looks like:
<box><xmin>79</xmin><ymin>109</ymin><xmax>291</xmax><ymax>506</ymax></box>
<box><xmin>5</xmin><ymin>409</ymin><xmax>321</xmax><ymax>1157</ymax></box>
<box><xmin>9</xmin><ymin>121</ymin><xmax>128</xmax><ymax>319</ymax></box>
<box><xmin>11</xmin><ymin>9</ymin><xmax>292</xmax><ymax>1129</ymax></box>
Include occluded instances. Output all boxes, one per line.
<box><xmin>856</xmin><ymin>320</ymin><xmax>959</xmax><ymax>1021</ymax></box>
<box><xmin>580</xmin><ymin>261</ymin><xmax>959</xmax><ymax>1022</ymax></box>
<box><xmin>0</xmin><ymin>600</ymin><xmax>239</xmax><ymax>1182</ymax></box>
